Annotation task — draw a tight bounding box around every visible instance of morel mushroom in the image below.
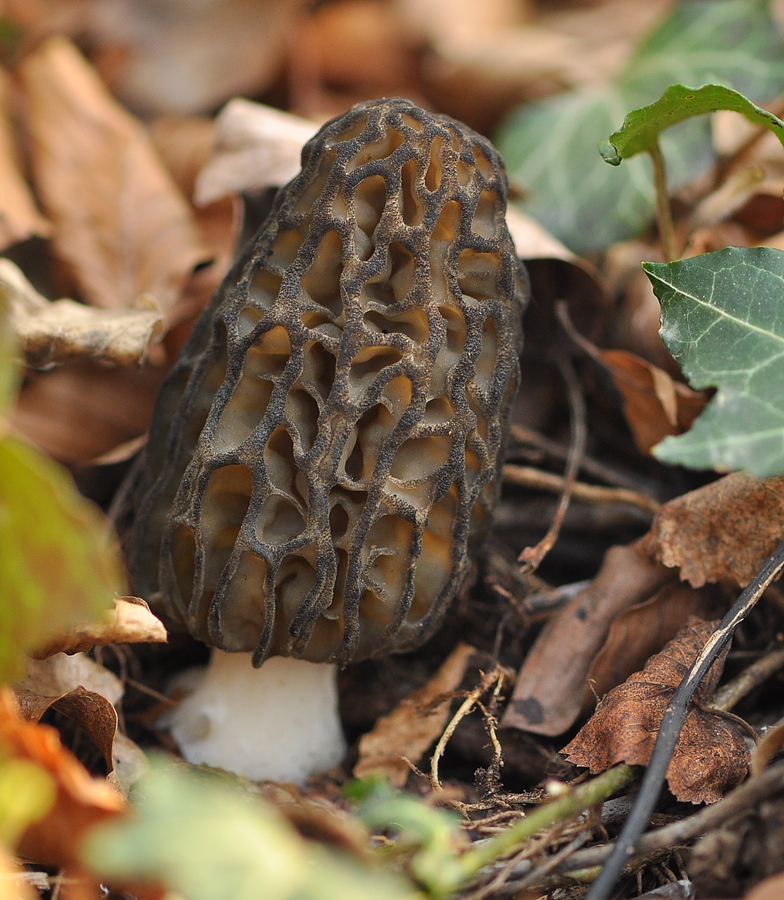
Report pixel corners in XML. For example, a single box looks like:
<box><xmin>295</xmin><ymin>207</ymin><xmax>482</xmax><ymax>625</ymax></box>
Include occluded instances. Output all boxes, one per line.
<box><xmin>129</xmin><ymin>98</ymin><xmax>527</xmax><ymax>783</ymax></box>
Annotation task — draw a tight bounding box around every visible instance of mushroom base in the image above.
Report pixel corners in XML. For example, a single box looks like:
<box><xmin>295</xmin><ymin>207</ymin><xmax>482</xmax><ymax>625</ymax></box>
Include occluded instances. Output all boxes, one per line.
<box><xmin>166</xmin><ymin>650</ymin><xmax>347</xmax><ymax>784</ymax></box>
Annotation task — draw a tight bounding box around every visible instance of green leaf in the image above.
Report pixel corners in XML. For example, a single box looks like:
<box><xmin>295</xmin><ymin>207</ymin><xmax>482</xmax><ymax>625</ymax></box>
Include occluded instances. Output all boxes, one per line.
<box><xmin>351</xmin><ymin>778</ymin><xmax>466</xmax><ymax>897</ymax></box>
<box><xmin>83</xmin><ymin>760</ymin><xmax>416</xmax><ymax>900</ymax></box>
<box><xmin>644</xmin><ymin>246</ymin><xmax>784</xmax><ymax>477</ymax></box>
<box><xmin>497</xmin><ymin>88</ymin><xmax>710</xmax><ymax>253</ymax></box>
<box><xmin>0</xmin><ymin>273</ymin><xmax>20</xmax><ymax>414</ymax></box>
<box><xmin>495</xmin><ymin>0</ymin><xmax>784</xmax><ymax>254</ymax></box>
<box><xmin>0</xmin><ymin>436</ymin><xmax>125</xmax><ymax>680</ymax></box>
<box><xmin>602</xmin><ymin>83</ymin><xmax>784</xmax><ymax>164</ymax></box>
<box><xmin>0</xmin><ymin>758</ymin><xmax>56</xmax><ymax>847</ymax></box>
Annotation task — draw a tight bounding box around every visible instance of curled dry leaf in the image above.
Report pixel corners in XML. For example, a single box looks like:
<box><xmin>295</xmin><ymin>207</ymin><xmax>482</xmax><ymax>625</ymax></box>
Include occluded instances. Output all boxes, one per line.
<box><xmin>0</xmin><ymin>689</ymin><xmax>125</xmax><ymax>869</ymax></box>
<box><xmin>600</xmin><ymin>348</ymin><xmax>707</xmax><ymax>454</ymax></box>
<box><xmin>0</xmin><ymin>68</ymin><xmax>51</xmax><ymax>251</ymax></box>
<box><xmin>354</xmin><ymin>642</ymin><xmax>475</xmax><ymax>788</ymax></box>
<box><xmin>0</xmin><ymin>259</ymin><xmax>164</xmax><ymax>368</ymax></box>
<box><xmin>584</xmin><ymin>579</ymin><xmax>715</xmax><ymax>714</ymax></box>
<box><xmin>564</xmin><ymin>618</ymin><xmax>750</xmax><ymax>804</ymax></box>
<box><xmin>15</xmin><ymin>653</ymin><xmax>123</xmax><ymax>775</ymax></box>
<box><xmin>643</xmin><ymin>471</ymin><xmax>784</xmax><ymax>588</ymax></box>
<box><xmin>501</xmin><ymin>540</ymin><xmax>675</xmax><ymax>736</ymax></box>
<box><xmin>18</xmin><ymin>35</ymin><xmax>209</xmax><ymax>311</ymax></box>
<box><xmin>29</xmin><ymin>598</ymin><xmax>167</xmax><ymax>659</ymax></box>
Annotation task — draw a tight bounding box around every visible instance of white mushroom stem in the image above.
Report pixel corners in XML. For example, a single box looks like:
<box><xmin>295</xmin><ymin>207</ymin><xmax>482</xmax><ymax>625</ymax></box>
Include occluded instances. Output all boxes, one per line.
<box><xmin>166</xmin><ymin>650</ymin><xmax>347</xmax><ymax>784</ymax></box>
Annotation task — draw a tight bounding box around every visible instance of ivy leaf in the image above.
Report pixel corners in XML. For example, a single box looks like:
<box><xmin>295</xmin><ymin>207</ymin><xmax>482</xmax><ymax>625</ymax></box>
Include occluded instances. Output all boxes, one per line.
<box><xmin>0</xmin><ymin>436</ymin><xmax>125</xmax><ymax>680</ymax></box>
<box><xmin>602</xmin><ymin>83</ymin><xmax>784</xmax><ymax>164</ymax></box>
<box><xmin>644</xmin><ymin>246</ymin><xmax>784</xmax><ymax>477</ymax></box>
<box><xmin>495</xmin><ymin>0</ymin><xmax>784</xmax><ymax>254</ymax></box>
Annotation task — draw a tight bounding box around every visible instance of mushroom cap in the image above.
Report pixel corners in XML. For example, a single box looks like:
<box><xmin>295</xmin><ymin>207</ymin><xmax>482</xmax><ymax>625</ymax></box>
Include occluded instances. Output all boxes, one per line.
<box><xmin>129</xmin><ymin>98</ymin><xmax>527</xmax><ymax>665</ymax></box>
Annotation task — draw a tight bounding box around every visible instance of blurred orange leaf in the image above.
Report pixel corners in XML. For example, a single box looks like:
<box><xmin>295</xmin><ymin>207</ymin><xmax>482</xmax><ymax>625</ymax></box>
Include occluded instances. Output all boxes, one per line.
<box><xmin>0</xmin><ymin>689</ymin><xmax>125</xmax><ymax>869</ymax></box>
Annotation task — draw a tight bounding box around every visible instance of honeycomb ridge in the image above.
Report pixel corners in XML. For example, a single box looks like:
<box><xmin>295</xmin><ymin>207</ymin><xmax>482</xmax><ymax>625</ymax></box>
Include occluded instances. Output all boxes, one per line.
<box><xmin>129</xmin><ymin>98</ymin><xmax>527</xmax><ymax>665</ymax></box>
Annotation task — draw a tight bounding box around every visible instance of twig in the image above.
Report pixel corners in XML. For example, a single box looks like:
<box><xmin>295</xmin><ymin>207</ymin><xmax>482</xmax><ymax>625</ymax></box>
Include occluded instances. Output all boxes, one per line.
<box><xmin>518</xmin><ymin>352</ymin><xmax>587</xmax><ymax>574</ymax></box>
<box><xmin>648</xmin><ymin>140</ymin><xmax>677</xmax><ymax>262</ymax></box>
<box><xmin>712</xmin><ymin>643</ymin><xmax>784</xmax><ymax>711</ymax></box>
<box><xmin>509</xmin><ymin>424</ymin><xmax>658</xmax><ymax>495</ymax></box>
<box><xmin>503</xmin><ymin>465</ymin><xmax>661</xmax><ymax>516</ymax></box>
<box><xmin>583</xmin><ymin>537</ymin><xmax>784</xmax><ymax>900</ymax></box>
<box><xmin>430</xmin><ymin>668</ymin><xmax>504</xmax><ymax>792</ymax></box>
<box><xmin>455</xmin><ymin>765</ymin><xmax>637</xmax><ymax>885</ymax></box>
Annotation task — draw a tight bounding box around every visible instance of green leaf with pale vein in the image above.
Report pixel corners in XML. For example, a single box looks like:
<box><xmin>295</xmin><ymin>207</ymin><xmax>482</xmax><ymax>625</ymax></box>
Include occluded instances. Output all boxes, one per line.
<box><xmin>494</xmin><ymin>0</ymin><xmax>784</xmax><ymax>254</ymax></box>
<box><xmin>601</xmin><ymin>83</ymin><xmax>784</xmax><ymax>164</ymax></box>
<box><xmin>644</xmin><ymin>247</ymin><xmax>784</xmax><ymax>477</ymax></box>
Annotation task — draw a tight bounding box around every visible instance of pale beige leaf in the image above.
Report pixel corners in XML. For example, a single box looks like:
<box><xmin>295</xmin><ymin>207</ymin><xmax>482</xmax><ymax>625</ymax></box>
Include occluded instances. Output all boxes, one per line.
<box><xmin>29</xmin><ymin>599</ymin><xmax>167</xmax><ymax>660</ymax></box>
<box><xmin>0</xmin><ymin>259</ymin><xmax>164</xmax><ymax>367</ymax></box>
<box><xmin>354</xmin><ymin>642</ymin><xmax>475</xmax><ymax>787</ymax></box>
<box><xmin>19</xmin><ymin>35</ymin><xmax>208</xmax><ymax>310</ymax></box>
<box><xmin>0</xmin><ymin>68</ymin><xmax>51</xmax><ymax>250</ymax></box>
<box><xmin>195</xmin><ymin>99</ymin><xmax>318</xmax><ymax>206</ymax></box>
<box><xmin>17</xmin><ymin>653</ymin><xmax>124</xmax><ymax>707</ymax></box>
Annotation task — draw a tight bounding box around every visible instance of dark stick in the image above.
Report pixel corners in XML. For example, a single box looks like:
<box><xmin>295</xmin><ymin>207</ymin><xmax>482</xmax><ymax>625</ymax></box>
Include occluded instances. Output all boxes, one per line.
<box><xmin>584</xmin><ymin>536</ymin><xmax>784</xmax><ymax>900</ymax></box>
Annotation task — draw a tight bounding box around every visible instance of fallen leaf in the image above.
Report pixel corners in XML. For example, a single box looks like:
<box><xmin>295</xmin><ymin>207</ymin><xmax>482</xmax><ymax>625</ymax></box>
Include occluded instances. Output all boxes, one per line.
<box><xmin>12</xmin><ymin>360</ymin><xmax>165</xmax><ymax>464</ymax></box>
<box><xmin>501</xmin><ymin>541</ymin><xmax>674</xmax><ymax>736</ymax></box>
<box><xmin>0</xmin><ymin>259</ymin><xmax>164</xmax><ymax>368</ymax></box>
<box><xmin>643</xmin><ymin>471</ymin><xmax>784</xmax><ymax>588</ymax></box>
<box><xmin>0</xmin><ymin>68</ymin><xmax>51</xmax><ymax>250</ymax></box>
<box><xmin>30</xmin><ymin>597</ymin><xmax>167</xmax><ymax>659</ymax></box>
<box><xmin>92</xmin><ymin>0</ymin><xmax>305</xmax><ymax>115</ymax></box>
<box><xmin>354</xmin><ymin>642</ymin><xmax>476</xmax><ymax>787</ymax></box>
<box><xmin>194</xmin><ymin>99</ymin><xmax>318</xmax><ymax>206</ymax></box>
<box><xmin>744</xmin><ymin>872</ymin><xmax>784</xmax><ymax>900</ymax></box>
<box><xmin>19</xmin><ymin>35</ymin><xmax>208</xmax><ymax>311</ymax></box>
<box><xmin>751</xmin><ymin>719</ymin><xmax>784</xmax><ymax>776</ymax></box>
<box><xmin>584</xmin><ymin>579</ymin><xmax>715</xmax><ymax>712</ymax></box>
<box><xmin>14</xmin><ymin>653</ymin><xmax>123</xmax><ymax>775</ymax></box>
<box><xmin>17</xmin><ymin>653</ymin><xmax>123</xmax><ymax>708</ymax></box>
<box><xmin>601</xmin><ymin>349</ymin><xmax>707</xmax><ymax>454</ymax></box>
<box><xmin>564</xmin><ymin>618</ymin><xmax>750</xmax><ymax>804</ymax></box>
<box><xmin>0</xmin><ymin>689</ymin><xmax>125</xmax><ymax>869</ymax></box>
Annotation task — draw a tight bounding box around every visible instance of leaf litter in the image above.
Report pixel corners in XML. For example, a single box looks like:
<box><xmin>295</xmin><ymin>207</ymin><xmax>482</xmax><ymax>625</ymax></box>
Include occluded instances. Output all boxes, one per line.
<box><xmin>3</xmin><ymin>4</ymin><xmax>784</xmax><ymax>900</ymax></box>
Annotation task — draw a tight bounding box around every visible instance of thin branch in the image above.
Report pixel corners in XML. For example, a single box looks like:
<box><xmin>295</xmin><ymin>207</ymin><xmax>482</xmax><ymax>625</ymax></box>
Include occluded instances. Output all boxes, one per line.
<box><xmin>648</xmin><ymin>140</ymin><xmax>677</xmax><ymax>262</ymax></box>
<box><xmin>503</xmin><ymin>464</ymin><xmax>661</xmax><ymax>516</ymax></box>
<box><xmin>518</xmin><ymin>352</ymin><xmax>586</xmax><ymax>574</ymax></box>
<box><xmin>583</xmin><ymin>537</ymin><xmax>784</xmax><ymax>900</ymax></box>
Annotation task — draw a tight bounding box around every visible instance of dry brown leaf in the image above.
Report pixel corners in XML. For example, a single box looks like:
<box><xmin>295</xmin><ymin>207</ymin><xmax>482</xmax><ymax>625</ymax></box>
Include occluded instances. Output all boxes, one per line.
<box><xmin>643</xmin><ymin>471</ymin><xmax>784</xmax><ymax>588</ymax></box>
<box><xmin>309</xmin><ymin>0</ymin><xmax>420</xmax><ymax>96</ymax></box>
<box><xmin>0</xmin><ymin>68</ymin><xmax>51</xmax><ymax>250</ymax></box>
<box><xmin>0</xmin><ymin>259</ymin><xmax>164</xmax><ymax>368</ymax></box>
<box><xmin>564</xmin><ymin>618</ymin><xmax>750</xmax><ymax>804</ymax></box>
<box><xmin>30</xmin><ymin>598</ymin><xmax>167</xmax><ymax>659</ymax></box>
<box><xmin>743</xmin><ymin>872</ymin><xmax>784</xmax><ymax>900</ymax></box>
<box><xmin>92</xmin><ymin>0</ymin><xmax>304</xmax><ymax>115</ymax></box>
<box><xmin>584</xmin><ymin>580</ymin><xmax>715</xmax><ymax>712</ymax></box>
<box><xmin>600</xmin><ymin>349</ymin><xmax>707</xmax><ymax>454</ymax></box>
<box><xmin>19</xmin><ymin>35</ymin><xmax>208</xmax><ymax>311</ymax></box>
<box><xmin>354</xmin><ymin>642</ymin><xmax>476</xmax><ymax>787</ymax></box>
<box><xmin>501</xmin><ymin>541</ymin><xmax>675</xmax><ymax>736</ymax></box>
<box><xmin>12</xmin><ymin>359</ymin><xmax>165</xmax><ymax>464</ymax></box>
<box><xmin>0</xmin><ymin>688</ymin><xmax>125</xmax><ymax>869</ymax></box>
